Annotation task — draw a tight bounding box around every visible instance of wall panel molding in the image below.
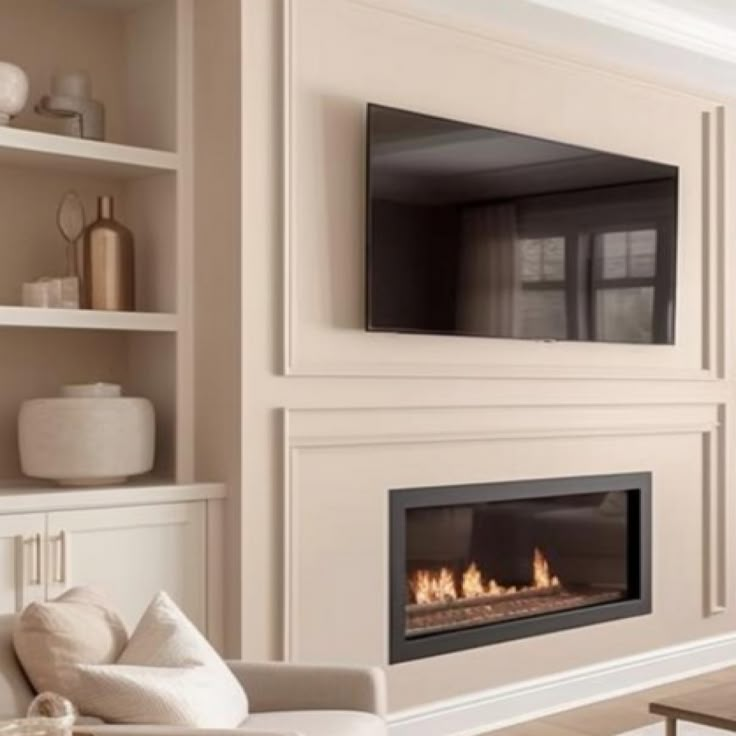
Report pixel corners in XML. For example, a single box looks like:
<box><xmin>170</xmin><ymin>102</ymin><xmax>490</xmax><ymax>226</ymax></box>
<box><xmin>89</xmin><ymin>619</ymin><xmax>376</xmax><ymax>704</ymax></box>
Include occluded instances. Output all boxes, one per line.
<box><xmin>702</xmin><ymin>105</ymin><xmax>727</xmax><ymax>378</ymax></box>
<box><xmin>280</xmin><ymin>0</ymin><xmax>728</xmax><ymax>381</ymax></box>
<box><xmin>286</xmin><ymin>403</ymin><xmax>719</xmax><ymax>446</ymax></box>
<box><xmin>283</xmin><ymin>402</ymin><xmax>725</xmax><ymax>662</ymax></box>
<box><xmin>704</xmin><ymin>403</ymin><xmax>728</xmax><ymax>615</ymax></box>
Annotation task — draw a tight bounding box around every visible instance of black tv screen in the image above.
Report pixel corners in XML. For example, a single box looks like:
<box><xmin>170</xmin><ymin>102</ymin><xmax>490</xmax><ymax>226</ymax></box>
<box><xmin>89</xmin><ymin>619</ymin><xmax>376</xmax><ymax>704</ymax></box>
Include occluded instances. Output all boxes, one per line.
<box><xmin>366</xmin><ymin>104</ymin><xmax>678</xmax><ymax>344</ymax></box>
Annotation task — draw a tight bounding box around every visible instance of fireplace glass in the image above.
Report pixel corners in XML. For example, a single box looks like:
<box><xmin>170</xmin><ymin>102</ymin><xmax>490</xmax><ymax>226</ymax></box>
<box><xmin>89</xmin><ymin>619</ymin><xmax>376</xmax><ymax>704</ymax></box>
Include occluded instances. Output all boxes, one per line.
<box><xmin>390</xmin><ymin>473</ymin><xmax>651</xmax><ymax>663</ymax></box>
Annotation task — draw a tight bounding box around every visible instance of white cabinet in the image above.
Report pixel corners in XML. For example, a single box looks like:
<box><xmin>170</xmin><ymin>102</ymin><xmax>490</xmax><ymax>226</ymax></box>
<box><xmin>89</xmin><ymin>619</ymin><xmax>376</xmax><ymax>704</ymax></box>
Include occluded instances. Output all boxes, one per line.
<box><xmin>0</xmin><ymin>500</ymin><xmax>208</xmax><ymax>635</ymax></box>
<box><xmin>46</xmin><ymin>503</ymin><xmax>206</xmax><ymax>632</ymax></box>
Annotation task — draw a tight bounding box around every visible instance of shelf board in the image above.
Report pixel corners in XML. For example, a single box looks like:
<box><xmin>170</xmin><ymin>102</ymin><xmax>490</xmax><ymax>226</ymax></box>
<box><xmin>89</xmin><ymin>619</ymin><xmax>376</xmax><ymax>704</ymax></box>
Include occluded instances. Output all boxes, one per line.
<box><xmin>0</xmin><ymin>306</ymin><xmax>178</xmax><ymax>332</ymax></box>
<box><xmin>0</xmin><ymin>480</ymin><xmax>226</xmax><ymax>514</ymax></box>
<box><xmin>0</xmin><ymin>126</ymin><xmax>178</xmax><ymax>178</ymax></box>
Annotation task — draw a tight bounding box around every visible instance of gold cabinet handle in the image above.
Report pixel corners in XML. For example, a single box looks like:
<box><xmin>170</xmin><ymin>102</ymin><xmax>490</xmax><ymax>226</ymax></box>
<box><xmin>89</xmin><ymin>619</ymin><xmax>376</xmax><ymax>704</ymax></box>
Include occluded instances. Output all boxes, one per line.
<box><xmin>56</xmin><ymin>531</ymin><xmax>67</xmax><ymax>584</ymax></box>
<box><xmin>24</xmin><ymin>534</ymin><xmax>42</xmax><ymax>586</ymax></box>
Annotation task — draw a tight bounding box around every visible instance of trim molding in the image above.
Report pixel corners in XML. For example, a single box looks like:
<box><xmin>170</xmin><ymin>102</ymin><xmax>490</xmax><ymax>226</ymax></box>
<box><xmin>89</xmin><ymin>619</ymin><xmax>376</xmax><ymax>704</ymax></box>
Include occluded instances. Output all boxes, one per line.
<box><xmin>281</xmin><ymin>0</ymin><xmax>295</xmax><ymax>376</ymax></box>
<box><xmin>286</xmin><ymin>403</ymin><xmax>720</xmax><ymax>447</ymax></box>
<box><xmin>704</xmin><ymin>404</ymin><xmax>728</xmax><ymax>615</ymax></box>
<box><xmin>702</xmin><ymin>106</ymin><xmax>727</xmax><ymax>377</ymax></box>
<box><xmin>526</xmin><ymin>0</ymin><xmax>736</xmax><ymax>65</ymax></box>
<box><xmin>388</xmin><ymin>630</ymin><xmax>736</xmax><ymax>736</ymax></box>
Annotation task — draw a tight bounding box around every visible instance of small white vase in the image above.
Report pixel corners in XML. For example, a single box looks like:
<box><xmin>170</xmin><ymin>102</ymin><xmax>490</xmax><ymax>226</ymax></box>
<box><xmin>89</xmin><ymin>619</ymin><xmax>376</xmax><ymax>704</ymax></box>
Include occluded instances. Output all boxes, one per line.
<box><xmin>0</xmin><ymin>62</ymin><xmax>29</xmax><ymax>125</ymax></box>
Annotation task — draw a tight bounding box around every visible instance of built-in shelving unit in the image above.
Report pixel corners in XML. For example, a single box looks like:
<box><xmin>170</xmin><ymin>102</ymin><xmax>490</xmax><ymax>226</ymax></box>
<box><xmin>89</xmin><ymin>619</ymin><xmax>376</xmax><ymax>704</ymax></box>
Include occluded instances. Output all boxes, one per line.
<box><xmin>0</xmin><ymin>0</ymin><xmax>238</xmax><ymax>650</ymax></box>
<box><xmin>0</xmin><ymin>0</ymin><xmax>194</xmax><ymax>487</ymax></box>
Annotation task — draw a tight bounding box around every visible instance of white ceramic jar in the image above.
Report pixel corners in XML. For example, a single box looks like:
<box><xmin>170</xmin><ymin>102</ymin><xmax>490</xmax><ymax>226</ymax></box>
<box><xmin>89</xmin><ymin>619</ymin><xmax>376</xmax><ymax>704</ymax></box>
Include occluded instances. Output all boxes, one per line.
<box><xmin>18</xmin><ymin>384</ymin><xmax>155</xmax><ymax>486</ymax></box>
<box><xmin>0</xmin><ymin>62</ymin><xmax>29</xmax><ymax>125</ymax></box>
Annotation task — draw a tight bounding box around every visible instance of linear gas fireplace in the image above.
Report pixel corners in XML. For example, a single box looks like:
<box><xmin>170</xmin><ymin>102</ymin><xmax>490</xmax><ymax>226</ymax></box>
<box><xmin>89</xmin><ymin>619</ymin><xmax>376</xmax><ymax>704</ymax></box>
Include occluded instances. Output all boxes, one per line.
<box><xmin>389</xmin><ymin>473</ymin><xmax>651</xmax><ymax>663</ymax></box>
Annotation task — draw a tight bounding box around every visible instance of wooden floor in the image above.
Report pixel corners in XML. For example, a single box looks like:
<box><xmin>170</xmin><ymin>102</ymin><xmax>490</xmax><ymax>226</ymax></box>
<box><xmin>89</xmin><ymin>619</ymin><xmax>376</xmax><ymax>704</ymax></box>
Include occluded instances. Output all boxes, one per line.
<box><xmin>483</xmin><ymin>666</ymin><xmax>736</xmax><ymax>736</ymax></box>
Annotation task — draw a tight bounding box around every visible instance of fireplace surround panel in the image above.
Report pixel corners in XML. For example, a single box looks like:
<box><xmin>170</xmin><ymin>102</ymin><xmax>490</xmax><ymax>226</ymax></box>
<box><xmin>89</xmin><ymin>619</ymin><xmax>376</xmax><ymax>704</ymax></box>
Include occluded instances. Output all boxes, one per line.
<box><xmin>389</xmin><ymin>473</ymin><xmax>652</xmax><ymax>663</ymax></box>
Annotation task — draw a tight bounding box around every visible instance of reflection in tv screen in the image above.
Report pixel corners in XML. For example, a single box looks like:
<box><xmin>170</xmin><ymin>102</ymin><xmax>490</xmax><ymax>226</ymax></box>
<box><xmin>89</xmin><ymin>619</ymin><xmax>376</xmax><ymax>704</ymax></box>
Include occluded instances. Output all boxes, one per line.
<box><xmin>366</xmin><ymin>104</ymin><xmax>678</xmax><ymax>344</ymax></box>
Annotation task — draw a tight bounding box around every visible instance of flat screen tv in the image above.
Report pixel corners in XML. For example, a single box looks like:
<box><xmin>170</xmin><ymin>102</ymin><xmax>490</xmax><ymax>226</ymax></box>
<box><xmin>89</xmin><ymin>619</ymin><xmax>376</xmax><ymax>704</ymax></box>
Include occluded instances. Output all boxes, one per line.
<box><xmin>366</xmin><ymin>104</ymin><xmax>678</xmax><ymax>344</ymax></box>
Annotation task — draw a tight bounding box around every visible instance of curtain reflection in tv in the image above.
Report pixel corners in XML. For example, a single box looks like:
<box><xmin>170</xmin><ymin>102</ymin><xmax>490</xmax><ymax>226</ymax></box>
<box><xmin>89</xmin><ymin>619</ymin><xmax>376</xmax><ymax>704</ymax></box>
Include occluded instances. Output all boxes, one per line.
<box><xmin>452</xmin><ymin>181</ymin><xmax>676</xmax><ymax>343</ymax></box>
<box><xmin>458</xmin><ymin>204</ymin><xmax>521</xmax><ymax>337</ymax></box>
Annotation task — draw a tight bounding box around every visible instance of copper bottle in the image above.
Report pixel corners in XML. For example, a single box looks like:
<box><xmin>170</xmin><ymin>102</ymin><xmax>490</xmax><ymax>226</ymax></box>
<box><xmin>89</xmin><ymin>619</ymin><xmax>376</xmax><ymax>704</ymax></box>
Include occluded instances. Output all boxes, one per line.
<box><xmin>81</xmin><ymin>195</ymin><xmax>134</xmax><ymax>310</ymax></box>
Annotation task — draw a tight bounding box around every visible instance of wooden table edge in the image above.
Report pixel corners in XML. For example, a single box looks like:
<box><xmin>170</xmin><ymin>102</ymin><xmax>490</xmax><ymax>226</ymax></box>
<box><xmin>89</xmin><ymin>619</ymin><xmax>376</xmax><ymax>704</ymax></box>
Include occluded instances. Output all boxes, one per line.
<box><xmin>650</xmin><ymin>702</ymin><xmax>736</xmax><ymax>733</ymax></box>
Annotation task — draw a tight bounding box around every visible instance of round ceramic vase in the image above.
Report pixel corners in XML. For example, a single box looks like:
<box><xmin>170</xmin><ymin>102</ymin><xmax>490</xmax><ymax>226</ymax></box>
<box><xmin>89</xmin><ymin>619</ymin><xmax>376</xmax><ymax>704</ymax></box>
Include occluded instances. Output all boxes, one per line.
<box><xmin>18</xmin><ymin>384</ymin><xmax>155</xmax><ymax>486</ymax></box>
<box><xmin>0</xmin><ymin>62</ymin><xmax>29</xmax><ymax>124</ymax></box>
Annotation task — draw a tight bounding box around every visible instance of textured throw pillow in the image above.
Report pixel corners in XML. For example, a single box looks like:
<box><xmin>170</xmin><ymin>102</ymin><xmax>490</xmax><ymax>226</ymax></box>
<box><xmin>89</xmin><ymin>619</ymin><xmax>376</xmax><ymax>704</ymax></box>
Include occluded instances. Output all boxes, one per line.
<box><xmin>13</xmin><ymin>586</ymin><xmax>128</xmax><ymax>704</ymax></box>
<box><xmin>74</xmin><ymin>592</ymin><xmax>248</xmax><ymax>728</ymax></box>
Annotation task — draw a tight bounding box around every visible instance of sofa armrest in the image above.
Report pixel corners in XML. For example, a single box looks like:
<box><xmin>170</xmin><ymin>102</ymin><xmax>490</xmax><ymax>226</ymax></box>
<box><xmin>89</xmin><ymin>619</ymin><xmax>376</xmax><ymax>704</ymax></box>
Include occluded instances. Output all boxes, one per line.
<box><xmin>226</xmin><ymin>661</ymin><xmax>387</xmax><ymax>716</ymax></box>
<box><xmin>75</xmin><ymin>727</ymin><xmax>299</xmax><ymax>736</ymax></box>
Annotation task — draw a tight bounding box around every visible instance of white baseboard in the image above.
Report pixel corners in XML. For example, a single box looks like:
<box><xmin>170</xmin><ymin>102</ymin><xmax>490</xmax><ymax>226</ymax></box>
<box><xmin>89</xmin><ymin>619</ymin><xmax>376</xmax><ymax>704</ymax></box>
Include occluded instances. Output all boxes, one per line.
<box><xmin>388</xmin><ymin>633</ymin><xmax>736</xmax><ymax>736</ymax></box>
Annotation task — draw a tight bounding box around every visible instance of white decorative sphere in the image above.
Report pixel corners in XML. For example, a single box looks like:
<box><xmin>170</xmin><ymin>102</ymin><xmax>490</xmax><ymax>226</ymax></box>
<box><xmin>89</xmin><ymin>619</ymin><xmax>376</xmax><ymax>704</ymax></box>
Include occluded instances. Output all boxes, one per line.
<box><xmin>0</xmin><ymin>62</ymin><xmax>29</xmax><ymax>125</ymax></box>
<box><xmin>18</xmin><ymin>385</ymin><xmax>155</xmax><ymax>486</ymax></box>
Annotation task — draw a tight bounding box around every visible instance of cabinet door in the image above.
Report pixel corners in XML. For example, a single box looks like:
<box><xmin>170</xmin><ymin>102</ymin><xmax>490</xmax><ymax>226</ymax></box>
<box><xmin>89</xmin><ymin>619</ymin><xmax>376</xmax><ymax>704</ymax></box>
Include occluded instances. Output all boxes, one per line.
<box><xmin>46</xmin><ymin>502</ymin><xmax>206</xmax><ymax>632</ymax></box>
<box><xmin>0</xmin><ymin>514</ymin><xmax>46</xmax><ymax>613</ymax></box>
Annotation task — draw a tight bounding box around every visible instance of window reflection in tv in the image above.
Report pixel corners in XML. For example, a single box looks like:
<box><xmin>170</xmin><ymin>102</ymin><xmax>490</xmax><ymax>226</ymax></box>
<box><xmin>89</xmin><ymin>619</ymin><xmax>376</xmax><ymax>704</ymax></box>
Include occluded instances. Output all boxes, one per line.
<box><xmin>366</xmin><ymin>104</ymin><xmax>678</xmax><ymax>344</ymax></box>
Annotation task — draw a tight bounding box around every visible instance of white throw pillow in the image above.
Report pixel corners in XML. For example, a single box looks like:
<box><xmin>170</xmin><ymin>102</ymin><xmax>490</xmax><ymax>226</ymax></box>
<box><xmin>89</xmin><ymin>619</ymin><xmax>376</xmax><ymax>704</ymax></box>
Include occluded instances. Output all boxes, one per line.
<box><xmin>74</xmin><ymin>592</ymin><xmax>248</xmax><ymax>728</ymax></box>
<box><xmin>13</xmin><ymin>586</ymin><xmax>128</xmax><ymax>704</ymax></box>
<box><xmin>73</xmin><ymin>665</ymin><xmax>241</xmax><ymax>727</ymax></box>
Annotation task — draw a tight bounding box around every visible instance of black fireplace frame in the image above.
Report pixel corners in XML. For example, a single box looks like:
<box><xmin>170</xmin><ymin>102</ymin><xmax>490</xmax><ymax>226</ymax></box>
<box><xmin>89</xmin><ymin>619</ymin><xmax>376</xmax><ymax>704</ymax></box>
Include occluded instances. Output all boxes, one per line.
<box><xmin>389</xmin><ymin>472</ymin><xmax>652</xmax><ymax>664</ymax></box>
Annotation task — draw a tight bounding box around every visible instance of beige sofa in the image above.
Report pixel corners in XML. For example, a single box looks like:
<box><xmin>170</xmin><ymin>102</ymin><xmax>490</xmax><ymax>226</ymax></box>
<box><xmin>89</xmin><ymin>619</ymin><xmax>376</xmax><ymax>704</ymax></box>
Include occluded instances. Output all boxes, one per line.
<box><xmin>0</xmin><ymin>616</ymin><xmax>387</xmax><ymax>736</ymax></box>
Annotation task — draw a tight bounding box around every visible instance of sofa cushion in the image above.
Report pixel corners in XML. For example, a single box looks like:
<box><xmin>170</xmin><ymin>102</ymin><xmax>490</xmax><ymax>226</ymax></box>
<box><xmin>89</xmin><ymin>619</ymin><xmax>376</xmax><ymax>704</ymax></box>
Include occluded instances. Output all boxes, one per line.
<box><xmin>13</xmin><ymin>587</ymin><xmax>127</xmax><ymax>706</ymax></box>
<box><xmin>74</xmin><ymin>592</ymin><xmax>248</xmax><ymax>728</ymax></box>
<box><xmin>241</xmin><ymin>710</ymin><xmax>386</xmax><ymax>736</ymax></box>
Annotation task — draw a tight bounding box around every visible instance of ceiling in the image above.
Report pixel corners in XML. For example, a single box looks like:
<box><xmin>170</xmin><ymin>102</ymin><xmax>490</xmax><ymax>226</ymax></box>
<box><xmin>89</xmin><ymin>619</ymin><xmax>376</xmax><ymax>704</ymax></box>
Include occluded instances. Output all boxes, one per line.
<box><xmin>525</xmin><ymin>0</ymin><xmax>736</xmax><ymax>62</ymax></box>
<box><xmin>535</xmin><ymin>0</ymin><xmax>736</xmax><ymax>30</ymax></box>
<box><xmin>390</xmin><ymin>0</ymin><xmax>736</xmax><ymax>94</ymax></box>
<box><xmin>632</xmin><ymin>0</ymin><xmax>736</xmax><ymax>28</ymax></box>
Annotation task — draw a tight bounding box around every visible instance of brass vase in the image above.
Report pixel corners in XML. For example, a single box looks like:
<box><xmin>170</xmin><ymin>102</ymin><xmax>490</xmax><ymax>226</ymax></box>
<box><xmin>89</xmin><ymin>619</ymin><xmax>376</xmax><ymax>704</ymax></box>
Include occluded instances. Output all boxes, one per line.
<box><xmin>81</xmin><ymin>195</ymin><xmax>134</xmax><ymax>310</ymax></box>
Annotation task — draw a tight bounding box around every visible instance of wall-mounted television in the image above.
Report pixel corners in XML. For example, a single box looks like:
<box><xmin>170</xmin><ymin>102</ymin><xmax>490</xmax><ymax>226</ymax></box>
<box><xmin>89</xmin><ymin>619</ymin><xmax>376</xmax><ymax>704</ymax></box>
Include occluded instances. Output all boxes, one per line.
<box><xmin>365</xmin><ymin>104</ymin><xmax>678</xmax><ymax>344</ymax></box>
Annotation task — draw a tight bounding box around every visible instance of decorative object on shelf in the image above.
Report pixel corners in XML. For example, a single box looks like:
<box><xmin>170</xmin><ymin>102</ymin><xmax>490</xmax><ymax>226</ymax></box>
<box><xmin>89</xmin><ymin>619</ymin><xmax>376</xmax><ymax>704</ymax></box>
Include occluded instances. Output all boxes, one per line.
<box><xmin>81</xmin><ymin>195</ymin><xmax>135</xmax><ymax>311</ymax></box>
<box><xmin>20</xmin><ymin>191</ymin><xmax>88</xmax><ymax>310</ymax></box>
<box><xmin>0</xmin><ymin>62</ymin><xmax>29</xmax><ymax>125</ymax></box>
<box><xmin>60</xmin><ymin>382</ymin><xmax>120</xmax><ymax>398</ymax></box>
<box><xmin>35</xmin><ymin>71</ymin><xmax>105</xmax><ymax>140</ymax></box>
<box><xmin>21</xmin><ymin>277</ymin><xmax>79</xmax><ymax>309</ymax></box>
<box><xmin>57</xmin><ymin>191</ymin><xmax>86</xmax><ymax>279</ymax></box>
<box><xmin>18</xmin><ymin>383</ymin><xmax>155</xmax><ymax>487</ymax></box>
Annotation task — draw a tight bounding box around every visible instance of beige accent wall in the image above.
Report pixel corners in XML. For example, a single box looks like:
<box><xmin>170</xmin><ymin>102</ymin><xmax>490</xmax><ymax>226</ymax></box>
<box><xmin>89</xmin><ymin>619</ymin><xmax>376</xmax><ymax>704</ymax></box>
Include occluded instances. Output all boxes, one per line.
<box><xmin>193</xmin><ymin>0</ymin><xmax>242</xmax><ymax>653</ymax></box>
<box><xmin>241</xmin><ymin>0</ymin><xmax>734</xmax><ymax>712</ymax></box>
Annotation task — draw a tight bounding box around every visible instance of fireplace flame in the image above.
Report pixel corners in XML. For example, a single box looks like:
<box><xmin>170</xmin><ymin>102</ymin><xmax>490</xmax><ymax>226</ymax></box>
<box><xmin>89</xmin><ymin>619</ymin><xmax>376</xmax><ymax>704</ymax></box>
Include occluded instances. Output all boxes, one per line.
<box><xmin>410</xmin><ymin>567</ymin><xmax>457</xmax><ymax>604</ymax></box>
<box><xmin>533</xmin><ymin>547</ymin><xmax>560</xmax><ymax>589</ymax></box>
<box><xmin>409</xmin><ymin>547</ymin><xmax>560</xmax><ymax>605</ymax></box>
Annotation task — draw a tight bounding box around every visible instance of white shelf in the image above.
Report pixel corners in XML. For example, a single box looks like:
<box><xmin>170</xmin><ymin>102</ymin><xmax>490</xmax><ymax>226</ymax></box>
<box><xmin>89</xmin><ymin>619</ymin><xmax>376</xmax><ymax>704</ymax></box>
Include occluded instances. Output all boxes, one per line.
<box><xmin>0</xmin><ymin>127</ymin><xmax>178</xmax><ymax>178</ymax></box>
<box><xmin>0</xmin><ymin>306</ymin><xmax>178</xmax><ymax>332</ymax></box>
<box><xmin>0</xmin><ymin>480</ymin><xmax>226</xmax><ymax>514</ymax></box>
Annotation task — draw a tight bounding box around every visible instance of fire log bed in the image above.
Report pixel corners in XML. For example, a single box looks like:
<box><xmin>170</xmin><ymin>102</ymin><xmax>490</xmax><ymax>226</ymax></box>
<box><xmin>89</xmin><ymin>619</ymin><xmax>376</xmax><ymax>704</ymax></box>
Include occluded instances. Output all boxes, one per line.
<box><xmin>406</xmin><ymin>586</ymin><xmax>624</xmax><ymax>637</ymax></box>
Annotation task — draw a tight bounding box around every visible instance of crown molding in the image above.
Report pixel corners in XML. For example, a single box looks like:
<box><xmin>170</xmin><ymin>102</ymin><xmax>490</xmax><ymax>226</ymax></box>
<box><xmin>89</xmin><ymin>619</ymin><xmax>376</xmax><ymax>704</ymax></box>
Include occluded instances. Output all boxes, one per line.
<box><xmin>526</xmin><ymin>0</ymin><xmax>736</xmax><ymax>64</ymax></box>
